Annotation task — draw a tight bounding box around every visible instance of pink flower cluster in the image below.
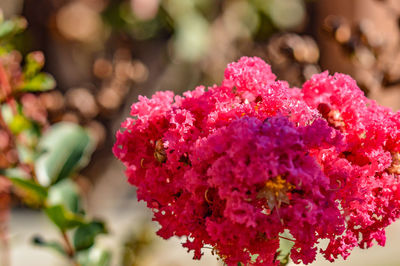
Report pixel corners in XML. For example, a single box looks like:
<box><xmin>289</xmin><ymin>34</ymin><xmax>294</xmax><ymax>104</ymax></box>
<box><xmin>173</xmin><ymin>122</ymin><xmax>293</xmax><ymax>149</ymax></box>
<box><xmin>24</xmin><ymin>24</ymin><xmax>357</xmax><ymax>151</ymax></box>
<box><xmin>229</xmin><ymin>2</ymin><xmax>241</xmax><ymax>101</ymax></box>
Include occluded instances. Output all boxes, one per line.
<box><xmin>113</xmin><ymin>57</ymin><xmax>400</xmax><ymax>265</ymax></box>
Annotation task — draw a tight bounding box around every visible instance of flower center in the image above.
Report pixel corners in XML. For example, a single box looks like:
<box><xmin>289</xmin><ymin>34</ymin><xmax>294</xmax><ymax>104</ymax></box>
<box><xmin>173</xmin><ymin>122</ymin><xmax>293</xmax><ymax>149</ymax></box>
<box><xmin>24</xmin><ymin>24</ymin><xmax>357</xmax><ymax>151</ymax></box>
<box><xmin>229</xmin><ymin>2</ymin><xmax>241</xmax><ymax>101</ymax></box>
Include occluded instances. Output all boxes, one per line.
<box><xmin>327</xmin><ymin>110</ymin><xmax>345</xmax><ymax>129</ymax></box>
<box><xmin>317</xmin><ymin>103</ymin><xmax>345</xmax><ymax>129</ymax></box>
<box><xmin>154</xmin><ymin>139</ymin><xmax>167</xmax><ymax>163</ymax></box>
<box><xmin>258</xmin><ymin>175</ymin><xmax>295</xmax><ymax>211</ymax></box>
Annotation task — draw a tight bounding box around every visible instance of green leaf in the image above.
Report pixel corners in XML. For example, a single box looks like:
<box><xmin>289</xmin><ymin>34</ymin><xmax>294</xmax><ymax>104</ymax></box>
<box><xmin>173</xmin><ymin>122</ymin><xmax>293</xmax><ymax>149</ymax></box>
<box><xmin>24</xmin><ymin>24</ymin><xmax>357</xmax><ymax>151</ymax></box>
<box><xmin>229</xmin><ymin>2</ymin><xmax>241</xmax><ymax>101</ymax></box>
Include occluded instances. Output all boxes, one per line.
<box><xmin>35</xmin><ymin>122</ymin><xmax>95</xmax><ymax>186</ymax></box>
<box><xmin>277</xmin><ymin>230</ymin><xmax>295</xmax><ymax>266</ymax></box>
<box><xmin>16</xmin><ymin>125</ymin><xmax>42</xmax><ymax>163</ymax></box>
<box><xmin>267</xmin><ymin>0</ymin><xmax>305</xmax><ymax>30</ymax></box>
<box><xmin>1</xmin><ymin>167</ymin><xmax>30</xmax><ymax>179</ymax></box>
<box><xmin>24</xmin><ymin>51</ymin><xmax>45</xmax><ymax>78</ymax></box>
<box><xmin>47</xmin><ymin>179</ymin><xmax>81</xmax><ymax>214</ymax></box>
<box><xmin>45</xmin><ymin>205</ymin><xmax>85</xmax><ymax>231</ymax></box>
<box><xmin>77</xmin><ymin>246</ymin><xmax>112</xmax><ymax>266</ymax></box>
<box><xmin>17</xmin><ymin>143</ymin><xmax>35</xmax><ymax>164</ymax></box>
<box><xmin>174</xmin><ymin>12</ymin><xmax>209</xmax><ymax>62</ymax></box>
<box><xmin>9</xmin><ymin>114</ymin><xmax>31</xmax><ymax>134</ymax></box>
<box><xmin>32</xmin><ymin>235</ymin><xmax>67</xmax><ymax>257</ymax></box>
<box><xmin>0</xmin><ymin>17</ymin><xmax>27</xmax><ymax>40</ymax></box>
<box><xmin>9</xmin><ymin>177</ymin><xmax>48</xmax><ymax>202</ymax></box>
<box><xmin>1</xmin><ymin>167</ymin><xmax>47</xmax><ymax>204</ymax></box>
<box><xmin>19</xmin><ymin>72</ymin><xmax>56</xmax><ymax>92</ymax></box>
<box><xmin>1</xmin><ymin>104</ymin><xmax>13</xmax><ymax>124</ymax></box>
<box><xmin>74</xmin><ymin>221</ymin><xmax>107</xmax><ymax>251</ymax></box>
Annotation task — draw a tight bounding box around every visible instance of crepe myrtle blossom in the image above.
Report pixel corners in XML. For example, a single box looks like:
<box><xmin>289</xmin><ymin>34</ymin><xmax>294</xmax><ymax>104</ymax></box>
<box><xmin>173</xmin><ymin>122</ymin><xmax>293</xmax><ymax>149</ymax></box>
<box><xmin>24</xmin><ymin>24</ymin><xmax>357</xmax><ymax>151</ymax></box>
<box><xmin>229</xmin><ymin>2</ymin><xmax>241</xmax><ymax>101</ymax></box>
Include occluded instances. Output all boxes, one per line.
<box><xmin>300</xmin><ymin>73</ymin><xmax>400</xmax><ymax>261</ymax></box>
<box><xmin>113</xmin><ymin>57</ymin><xmax>400</xmax><ymax>265</ymax></box>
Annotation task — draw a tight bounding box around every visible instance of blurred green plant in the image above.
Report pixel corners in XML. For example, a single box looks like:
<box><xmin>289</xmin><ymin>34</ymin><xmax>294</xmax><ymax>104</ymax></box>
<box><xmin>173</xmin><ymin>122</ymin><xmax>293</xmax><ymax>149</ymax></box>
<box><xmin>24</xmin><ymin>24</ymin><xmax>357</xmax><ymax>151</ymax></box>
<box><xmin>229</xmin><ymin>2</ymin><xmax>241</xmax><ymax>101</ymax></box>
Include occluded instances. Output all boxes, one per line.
<box><xmin>98</xmin><ymin>0</ymin><xmax>310</xmax><ymax>92</ymax></box>
<box><xmin>122</xmin><ymin>224</ymin><xmax>154</xmax><ymax>266</ymax></box>
<box><xmin>102</xmin><ymin>0</ymin><xmax>307</xmax><ymax>62</ymax></box>
<box><xmin>0</xmin><ymin>13</ymin><xmax>109</xmax><ymax>266</ymax></box>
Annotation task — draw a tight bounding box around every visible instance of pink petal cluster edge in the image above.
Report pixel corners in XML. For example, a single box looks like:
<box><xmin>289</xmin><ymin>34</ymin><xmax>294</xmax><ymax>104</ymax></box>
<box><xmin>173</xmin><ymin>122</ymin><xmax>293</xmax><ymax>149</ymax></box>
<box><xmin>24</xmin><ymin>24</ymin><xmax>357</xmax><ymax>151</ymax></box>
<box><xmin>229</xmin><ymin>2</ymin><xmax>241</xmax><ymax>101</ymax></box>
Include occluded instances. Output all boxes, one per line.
<box><xmin>113</xmin><ymin>57</ymin><xmax>400</xmax><ymax>265</ymax></box>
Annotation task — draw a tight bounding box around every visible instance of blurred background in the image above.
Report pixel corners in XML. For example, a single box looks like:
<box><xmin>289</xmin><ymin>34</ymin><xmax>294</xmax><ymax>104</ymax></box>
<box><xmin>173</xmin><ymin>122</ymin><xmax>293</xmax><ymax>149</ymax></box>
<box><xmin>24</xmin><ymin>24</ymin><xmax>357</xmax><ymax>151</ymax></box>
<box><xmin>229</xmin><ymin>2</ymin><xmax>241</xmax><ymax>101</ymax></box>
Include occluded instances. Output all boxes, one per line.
<box><xmin>2</xmin><ymin>0</ymin><xmax>400</xmax><ymax>265</ymax></box>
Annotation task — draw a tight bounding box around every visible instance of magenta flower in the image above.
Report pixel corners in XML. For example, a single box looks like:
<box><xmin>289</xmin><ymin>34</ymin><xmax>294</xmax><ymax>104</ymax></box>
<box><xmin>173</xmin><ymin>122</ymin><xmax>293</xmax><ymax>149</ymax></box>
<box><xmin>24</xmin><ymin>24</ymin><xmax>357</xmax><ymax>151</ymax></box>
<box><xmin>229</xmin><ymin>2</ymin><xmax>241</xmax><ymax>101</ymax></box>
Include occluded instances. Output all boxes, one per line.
<box><xmin>114</xmin><ymin>57</ymin><xmax>400</xmax><ymax>265</ymax></box>
<box><xmin>301</xmin><ymin>73</ymin><xmax>400</xmax><ymax>261</ymax></box>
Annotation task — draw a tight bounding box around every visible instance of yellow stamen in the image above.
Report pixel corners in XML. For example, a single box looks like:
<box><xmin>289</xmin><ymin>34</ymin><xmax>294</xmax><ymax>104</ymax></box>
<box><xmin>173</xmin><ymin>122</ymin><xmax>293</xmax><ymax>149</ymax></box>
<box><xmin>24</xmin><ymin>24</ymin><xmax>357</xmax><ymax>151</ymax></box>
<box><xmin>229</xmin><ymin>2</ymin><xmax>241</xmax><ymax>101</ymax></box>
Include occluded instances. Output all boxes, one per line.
<box><xmin>258</xmin><ymin>175</ymin><xmax>295</xmax><ymax>212</ymax></box>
